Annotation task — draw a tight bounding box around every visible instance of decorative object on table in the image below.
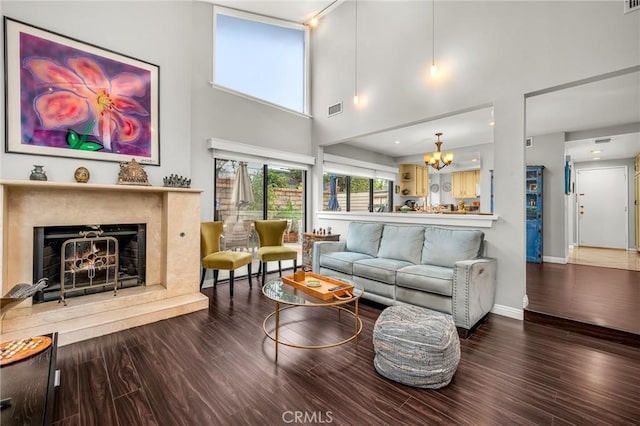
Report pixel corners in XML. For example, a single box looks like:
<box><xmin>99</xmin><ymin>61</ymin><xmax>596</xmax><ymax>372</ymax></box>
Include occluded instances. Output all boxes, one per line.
<box><xmin>281</xmin><ymin>272</ymin><xmax>354</xmax><ymax>300</ymax></box>
<box><xmin>1</xmin><ymin>278</ymin><xmax>48</xmax><ymax>317</ymax></box>
<box><xmin>373</xmin><ymin>305</ymin><xmax>460</xmax><ymax>389</ymax></box>
<box><xmin>117</xmin><ymin>158</ymin><xmax>150</xmax><ymax>186</ymax></box>
<box><xmin>457</xmin><ymin>200</ymin><xmax>466</xmax><ymax>212</ymax></box>
<box><xmin>74</xmin><ymin>166</ymin><xmax>90</xmax><ymax>183</ymax></box>
<box><xmin>0</xmin><ymin>335</ymin><xmax>52</xmax><ymax>366</ymax></box>
<box><xmin>4</xmin><ymin>18</ymin><xmax>160</xmax><ymax>165</ymax></box>
<box><xmin>163</xmin><ymin>174</ymin><xmax>191</xmax><ymax>188</ymax></box>
<box><xmin>29</xmin><ymin>165</ymin><xmax>47</xmax><ymax>181</ymax></box>
<box><xmin>399</xmin><ymin>205</ymin><xmax>411</xmax><ymax>212</ymax></box>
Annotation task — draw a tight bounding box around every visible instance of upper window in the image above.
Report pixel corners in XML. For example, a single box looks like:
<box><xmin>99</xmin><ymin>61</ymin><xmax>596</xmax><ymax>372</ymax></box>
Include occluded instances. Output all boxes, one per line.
<box><xmin>213</xmin><ymin>7</ymin><xmax>309</xmax><ymax>114</ymax></box>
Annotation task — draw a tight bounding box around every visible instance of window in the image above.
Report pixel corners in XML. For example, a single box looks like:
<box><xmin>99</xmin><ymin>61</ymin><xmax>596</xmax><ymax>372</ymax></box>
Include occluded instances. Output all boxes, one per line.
<box><xmin>322</xmin><ymin>173</ymin><xmax>393</xmax><ymax>213</ymax></box>
<box><xmin>213</xmin><ymin>7</ymin><xmax>309</xmax><ymax>114</ymax></box>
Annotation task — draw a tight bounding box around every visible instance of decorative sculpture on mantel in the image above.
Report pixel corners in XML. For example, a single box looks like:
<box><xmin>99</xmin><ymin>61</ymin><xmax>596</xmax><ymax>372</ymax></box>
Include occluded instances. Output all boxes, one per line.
<box><xmin>163</xmin><ymin>174</ymin><xmax>191</xmax><ymax>188</ymax></box>
<box><xmin>117</xmin><ymin>158</ymin><xmax>150</xmax><ymax>186</ymax></box>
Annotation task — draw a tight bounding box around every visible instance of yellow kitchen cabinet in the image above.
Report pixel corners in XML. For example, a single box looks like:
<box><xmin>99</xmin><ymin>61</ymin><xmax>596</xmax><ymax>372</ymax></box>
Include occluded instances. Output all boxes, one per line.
<box><xmin>452</xmin><ymin>170</ymin><xmax>480</xmax><ymax>198</ymax></box>
<box><xmin>399</xmin><ymin>164</ymin><xmax>429</xmax><ymax>197</ymax></box>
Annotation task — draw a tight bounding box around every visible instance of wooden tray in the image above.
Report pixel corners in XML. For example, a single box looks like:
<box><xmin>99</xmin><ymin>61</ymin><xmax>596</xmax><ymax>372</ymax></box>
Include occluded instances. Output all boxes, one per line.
<box><xmin>0</xmin><ymin>336</ymin><xmax>52</xmax><ymax>367</ymax></box>
<box><xmin>281</xmin><ymin>272</ymin><xmax>355</xmax><ymax>301</ymax></box>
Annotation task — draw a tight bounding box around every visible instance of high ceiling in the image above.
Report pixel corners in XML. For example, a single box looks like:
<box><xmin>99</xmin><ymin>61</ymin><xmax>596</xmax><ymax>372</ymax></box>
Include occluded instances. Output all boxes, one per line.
<box><xmin>206</xmin><ymin>1</ymin><xmax>640</xmax><ymax>164</ymax></box>
<box><xmin>207</xmin><ymin>0</ymin><xmax>336</xmax><ymax>23</ymax></box>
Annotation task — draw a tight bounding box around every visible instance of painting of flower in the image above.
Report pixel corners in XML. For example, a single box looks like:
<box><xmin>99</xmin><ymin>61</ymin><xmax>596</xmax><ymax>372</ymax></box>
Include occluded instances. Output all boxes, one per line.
<box><xmin>4</xmin><ymin>18</ymin><xmax>160</xmax><ymax>165</ymax></box>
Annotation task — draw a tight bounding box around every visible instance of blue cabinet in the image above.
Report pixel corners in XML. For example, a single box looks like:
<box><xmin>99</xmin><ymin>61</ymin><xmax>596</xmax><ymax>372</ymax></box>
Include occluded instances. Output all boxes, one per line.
<box><xmin>526</xmin><ymin>166</ymin><xmax>544</xmax><ymax>263</ymax></box>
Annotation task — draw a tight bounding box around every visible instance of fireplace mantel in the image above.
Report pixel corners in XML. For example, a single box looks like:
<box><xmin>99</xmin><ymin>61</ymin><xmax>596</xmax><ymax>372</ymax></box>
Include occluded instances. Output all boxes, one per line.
<box><xmin>1</xmin><ymin>180</ymin><xmax>208</xmax><ymax>345</ymax></box>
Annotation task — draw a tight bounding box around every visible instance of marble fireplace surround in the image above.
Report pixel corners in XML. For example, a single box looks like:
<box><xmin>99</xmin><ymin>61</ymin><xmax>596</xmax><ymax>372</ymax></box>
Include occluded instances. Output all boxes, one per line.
<box><xmin>0</xmin><ymin>180</ymin><xmax>208</xmax><ymax>346</ymax></box>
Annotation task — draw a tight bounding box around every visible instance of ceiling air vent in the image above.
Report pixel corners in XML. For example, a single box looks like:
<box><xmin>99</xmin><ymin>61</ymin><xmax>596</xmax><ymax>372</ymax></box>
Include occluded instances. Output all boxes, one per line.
<box><xmin>624</xmin><ymin>0</ymin><xmax>640</xmax><ymax>13</ymax></box>
<box><xmin>594</xmin><ymin>137</ymin><xmax>611</xmax><ymax>144</ymax></box>
<box><xmin>328</xmin><ymin>102</ymin><xmax>343</xmax><ymax>117</ymax></box>
<box><xmin>525</xmin><ymin>137</ymin><xmax>533</xmax><ymax>148</ymax></box>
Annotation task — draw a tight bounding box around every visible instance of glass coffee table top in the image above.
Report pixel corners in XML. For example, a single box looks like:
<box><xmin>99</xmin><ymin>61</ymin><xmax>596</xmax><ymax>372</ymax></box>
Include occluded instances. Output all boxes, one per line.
<box><xmin>262</xmin><ymin>277</ymin><xmax>363</xmax><ymax>306</ymax></box>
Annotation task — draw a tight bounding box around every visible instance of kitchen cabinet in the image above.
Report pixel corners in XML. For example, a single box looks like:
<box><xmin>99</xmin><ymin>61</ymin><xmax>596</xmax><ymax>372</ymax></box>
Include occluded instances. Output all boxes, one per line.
<box><xmin>526</xmin><ymin>166</ymin><xmax>544</xmax><ymax>263</ymax></box>
<box><xmin>451</xmin><ymin>170</ymin><xmax>479</xmax><ymax>198</ymax></box>
<box><xmin>399</xmin><ymin>164</ymin><xmax>429</xmax><ymax>197</ymax></box>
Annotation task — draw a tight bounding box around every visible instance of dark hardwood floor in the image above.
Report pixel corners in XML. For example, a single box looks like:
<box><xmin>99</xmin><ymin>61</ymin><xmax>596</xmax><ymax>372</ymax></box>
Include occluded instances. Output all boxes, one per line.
<box><xmin>526</xmin><ymin>262</ymin><xmax>640</xmax><ymax>336</ymax></box>
<box><xmin>51</xmin><ymin>273</ymin><xmax>640</xmax><ymax>426</ymax></box>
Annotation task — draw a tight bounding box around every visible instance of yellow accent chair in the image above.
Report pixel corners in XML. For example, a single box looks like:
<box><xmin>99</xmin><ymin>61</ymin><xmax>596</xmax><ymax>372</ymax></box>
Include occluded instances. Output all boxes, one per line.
<box><xmin>254</xmin><ymin>220</ymin><xmax>298</xmax><ymax>287</ymax></box>
<box><xmin>200</xmin><ymin>221</ymin><xmax>252</xmax><ymax>298</ymax></box>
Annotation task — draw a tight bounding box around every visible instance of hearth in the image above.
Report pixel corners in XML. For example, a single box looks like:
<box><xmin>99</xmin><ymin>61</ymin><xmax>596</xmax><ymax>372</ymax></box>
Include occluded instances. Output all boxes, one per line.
<box><xmin>33</xmin><ymin>224</ymin><xmax>146</xmax><ymax>304</ymax></box>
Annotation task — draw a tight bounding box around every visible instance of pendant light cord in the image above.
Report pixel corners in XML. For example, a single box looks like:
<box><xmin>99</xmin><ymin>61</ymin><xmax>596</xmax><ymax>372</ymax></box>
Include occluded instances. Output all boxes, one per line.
<box><xmin>355</xmin><ymin>0</ymin><xmax>358</xmax><ymax>97</ymax></box>
<box><xmin>432</xmin><ymin>0</ymin><xmax>435</xmax><ymax>67</ymax></box>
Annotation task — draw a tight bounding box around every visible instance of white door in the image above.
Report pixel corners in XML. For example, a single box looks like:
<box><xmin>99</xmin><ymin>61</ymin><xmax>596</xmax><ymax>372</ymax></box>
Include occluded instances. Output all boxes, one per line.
<box><xmin>576</xmin><ymin>167</ymin><xmax>628</xmax><ymax>249</ymax></box>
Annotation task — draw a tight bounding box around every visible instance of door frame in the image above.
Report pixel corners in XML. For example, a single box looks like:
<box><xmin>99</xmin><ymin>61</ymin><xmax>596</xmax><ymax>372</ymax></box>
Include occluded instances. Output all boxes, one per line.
<box><xmin>575</xmin><ymin>165</ymin><xmax>629</xmax><ymax>249</ymax></box>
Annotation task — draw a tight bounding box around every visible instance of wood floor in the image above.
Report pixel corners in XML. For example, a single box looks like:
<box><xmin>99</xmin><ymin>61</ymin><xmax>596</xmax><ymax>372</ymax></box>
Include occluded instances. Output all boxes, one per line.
<box><xmin>526</xmin><ymin>262</ymin><xmax>640</xmax><ymax>336</ymax></box>
<box><xmin>569</xmin><ymin>246</ymin><xmax>640</xmax><ymax>271</ymax></box>
<box><xmin>50</xmin><ymin>273</ymin><xmax>640</xmax><ymax>426</ymax></box>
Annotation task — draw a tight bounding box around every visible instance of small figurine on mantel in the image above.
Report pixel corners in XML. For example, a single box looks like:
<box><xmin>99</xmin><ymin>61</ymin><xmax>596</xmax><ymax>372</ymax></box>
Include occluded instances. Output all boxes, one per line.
<box><xmin>117</xmin><ymin>158</ymin><xmax>151</xmax><ymax>186</ymax></box>
<box><xmin>163</xmin><ymin>174</ymin><xmax>191</xmax><ymax>188</ymax></box>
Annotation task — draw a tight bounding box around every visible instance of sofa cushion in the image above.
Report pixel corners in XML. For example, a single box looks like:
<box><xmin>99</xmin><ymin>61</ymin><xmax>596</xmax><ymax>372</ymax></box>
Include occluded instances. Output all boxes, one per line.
<box><xmin>353</xmin><ymin>258</ymin><xmax>412</xmax><ymax>284</ymax></box>
<box><xmin>396</xmin><ymin>264</ymin><xmax>454</xmax><ymax>297</ymax></box>
<box><xmin>346</xmin><ymin>222</ymin><xmax>383</xmax><ymax>256</ymax></box>
<box><xmin>422</xmin><ymin>227</ymin><xmax>484</xmax><ymax>268</ymax></box>
<box><xmin>377</xmin><ymin>225</ymin><xmax>425</xmax><ymax>264</ymax></box>
<box><xmin>320</xmin><ymin>251</ymin><xmax>373</xmax><ymax>275</ymax></box>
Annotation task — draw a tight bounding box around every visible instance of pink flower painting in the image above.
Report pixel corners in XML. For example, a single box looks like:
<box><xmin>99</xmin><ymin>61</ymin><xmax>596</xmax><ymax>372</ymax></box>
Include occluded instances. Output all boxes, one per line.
<box><xmin>16</xmin><ymin>29</ymin><xmax>157</xmax><ymax>161</ymax></box>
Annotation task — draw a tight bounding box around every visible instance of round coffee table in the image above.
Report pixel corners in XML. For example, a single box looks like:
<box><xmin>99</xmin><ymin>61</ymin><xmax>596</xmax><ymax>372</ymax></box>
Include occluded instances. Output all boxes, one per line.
<box><xmin>262</xmin><ymin>277</ymin><xmax>364</xmax><ymax>361</ymax></box>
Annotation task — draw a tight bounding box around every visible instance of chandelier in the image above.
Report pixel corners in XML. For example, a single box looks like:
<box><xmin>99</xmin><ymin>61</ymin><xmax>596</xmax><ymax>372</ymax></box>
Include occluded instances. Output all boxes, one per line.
<box><xmin>423</xmin><ymin>132</ymin><xmax>453</xmax><ymax>170</ymax></box>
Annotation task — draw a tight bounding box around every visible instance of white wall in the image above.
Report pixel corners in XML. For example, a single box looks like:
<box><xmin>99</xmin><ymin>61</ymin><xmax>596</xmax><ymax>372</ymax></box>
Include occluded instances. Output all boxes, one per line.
<box><xmin>311</xmin><ymin>1</ymin><xmax>640</xmax><ymax>313</ymax></box>
<box><xmin>1</xmin><ymin>1</ymin><xmax>194</xmax><ymax>185</ymax></box>
<box><xmin>526</xmin><ymin>132</ymin><xmax>568</xmax><ymax>261</ymax></box>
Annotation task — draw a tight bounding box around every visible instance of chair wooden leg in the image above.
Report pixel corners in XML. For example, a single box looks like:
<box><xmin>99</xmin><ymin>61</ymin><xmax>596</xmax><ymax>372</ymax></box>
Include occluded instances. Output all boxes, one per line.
<box><xmin>293</xmin><ymin>259</ymin><xmax>297</xmax><ymax>272</ymax></box>
<box><xmin>257</xmin><ymin>262</ymin><xmax>262</xmax><ymax>279</ymax></box>
<box><xmin>213</xmin><ymin>270</ymin><xmax>219</xmax><ymax>287</ymax></box>
<box><xmin>229</xmin><ymin>270</ymin><xmax>234</xmax><ymax>299</ymax></box>
<box><xmin>278</xmin><ymin>261</ymin><xmax>282</xmax><ymax>277</ymax></box>
<box><xmin>262</xmin><ymin>262</ymin><xmax>267</xmax><ymax>287</ymax></box>
<box><xmin>200</xmin><ymin>268</ymin><xmax>206</xmax><ymax>289</ymax></box>
<box><xmin>247</xmin><ymin>263</ymin><xmax>252</xmax><ymax>289</ymax></box>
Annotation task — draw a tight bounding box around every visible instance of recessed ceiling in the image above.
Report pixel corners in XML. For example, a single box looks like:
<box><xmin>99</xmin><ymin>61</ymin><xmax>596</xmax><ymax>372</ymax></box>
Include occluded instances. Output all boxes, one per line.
<box><xmin>526</xmin><ymin>71</ymin><xmax>640</xmax><ymax>136</ymax></box>
<box><xmin>527</xmin><ymin>70</ymin><xmax>640</xmax><ymax>163</ymax></box>
<box><xmin>344</xmin><ymin>107</ymin><xmax>495</xmax><ymax>158</ymax></box>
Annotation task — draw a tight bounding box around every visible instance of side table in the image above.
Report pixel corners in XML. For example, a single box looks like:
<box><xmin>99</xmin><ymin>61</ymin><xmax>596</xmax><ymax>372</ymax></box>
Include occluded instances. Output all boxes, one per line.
<box><xmin>302</xmin><ymin>232</ymin><xmax>340</xmax><ymax>270</ymax></box>
<box><xmin>1</xmin><ymin>332</ymin><xmax>59</xmax><ymax>425</ymax></box>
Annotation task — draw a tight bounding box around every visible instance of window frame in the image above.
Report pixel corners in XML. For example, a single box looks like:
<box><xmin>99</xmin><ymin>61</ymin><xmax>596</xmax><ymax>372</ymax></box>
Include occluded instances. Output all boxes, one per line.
<box><xmin>212</xmin><ymin>6</ymin><xmax>310</xmax><ymax>116</ymax></box>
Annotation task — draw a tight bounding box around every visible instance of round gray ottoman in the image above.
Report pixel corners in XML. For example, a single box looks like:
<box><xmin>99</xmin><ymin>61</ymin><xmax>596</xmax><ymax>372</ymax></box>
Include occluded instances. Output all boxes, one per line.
<box><xmin>373</xmin><ymin>305</ymin><xmax>460</xmax><ymax>389</ymax></box>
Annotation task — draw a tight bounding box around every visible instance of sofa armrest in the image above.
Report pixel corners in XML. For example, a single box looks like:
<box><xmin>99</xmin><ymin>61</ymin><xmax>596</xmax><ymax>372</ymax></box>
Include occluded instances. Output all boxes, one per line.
<box><xmin>312</xmin><ymin>241</ymin><xmax>346</xmax><ymax>273</ymax></box>
<box><xmin>452</xmin><ymin>258</ymin><xmax>497</xmax><ymax>332</ymax></box>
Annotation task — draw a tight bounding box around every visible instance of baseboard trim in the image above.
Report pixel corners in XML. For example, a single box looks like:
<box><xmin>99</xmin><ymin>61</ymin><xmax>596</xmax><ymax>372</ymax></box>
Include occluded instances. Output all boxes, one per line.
<box><xmin>491</xmin><ymin>304</ymin><xmax>523</xmax><ymax>320</ymax></box>
<box><xmin>543</xmin><ymin>255</ymin><xmax>568</xmax><ymax>264</ymax></box>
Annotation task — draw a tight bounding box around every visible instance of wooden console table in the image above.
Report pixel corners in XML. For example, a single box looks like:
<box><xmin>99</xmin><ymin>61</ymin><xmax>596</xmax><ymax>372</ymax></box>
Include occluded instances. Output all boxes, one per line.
<box><xmin>302</xmin><ymin>232</ymin><xmax>340</xmax><ymax>270</ymax></box>
<box><xmin>1</xmin><ymin>333</ymin><xmax>58</xmax><ymax>425</ymax></box>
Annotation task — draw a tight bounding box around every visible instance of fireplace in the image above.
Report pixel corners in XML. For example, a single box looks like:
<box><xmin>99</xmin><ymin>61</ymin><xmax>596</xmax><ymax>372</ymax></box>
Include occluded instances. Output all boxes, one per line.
<box><xmin>33</xmin><ymin>224</ymin><xmax>146</xmax><ymax>304</ymax></box>
<box><xmin>1</xmin><ymin>180</ymin><xmax>207</xmax><ymax>346</ymax></box>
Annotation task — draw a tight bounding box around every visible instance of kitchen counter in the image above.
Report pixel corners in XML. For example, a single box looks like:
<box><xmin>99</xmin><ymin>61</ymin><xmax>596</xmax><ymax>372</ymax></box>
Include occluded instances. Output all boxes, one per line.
<box><xmin>316</xmin><ymin>211</ymin><xmax>499</xmax><ymax>228</ymax></box>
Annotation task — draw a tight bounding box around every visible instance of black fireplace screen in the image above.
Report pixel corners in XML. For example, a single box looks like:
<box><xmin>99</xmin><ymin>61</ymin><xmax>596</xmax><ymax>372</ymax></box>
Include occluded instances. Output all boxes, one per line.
<box><xmin>32</xmin><ymin>224</ymin><xmax>146</xmax><ymax>304</ymax></box>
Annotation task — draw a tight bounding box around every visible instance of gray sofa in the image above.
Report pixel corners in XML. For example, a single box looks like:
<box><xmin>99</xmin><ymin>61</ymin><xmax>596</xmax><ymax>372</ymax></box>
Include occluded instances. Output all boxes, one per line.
<box><xmin>312</xmin><ymin>222</ymin><xmax>497</xmax><ymax>336</ymax></box>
